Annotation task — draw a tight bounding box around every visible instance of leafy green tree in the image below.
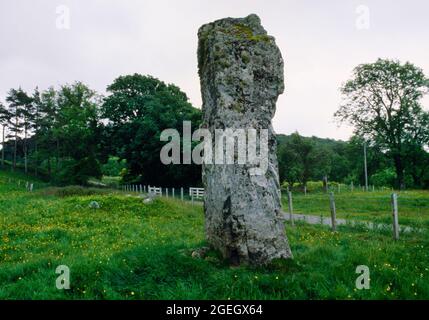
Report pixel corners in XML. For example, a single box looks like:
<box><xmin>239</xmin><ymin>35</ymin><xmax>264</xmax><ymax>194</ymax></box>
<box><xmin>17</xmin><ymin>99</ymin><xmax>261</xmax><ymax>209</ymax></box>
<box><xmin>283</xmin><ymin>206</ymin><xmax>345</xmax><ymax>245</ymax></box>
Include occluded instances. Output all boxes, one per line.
<box><xmin>25</xmin><ymin>83</ymin><xmax>102</xmax><ymax>185</ymax></box>
<box><xmin>402</xmin><ymin>110</ymin><xmax>429</xmax><ymax>187</ymax></box>
<box><xmin>53</xmin><ymin>82</ymin><xmax>102</xmax><ymax>185</ymax></box>
<box><xmin>102</xmin><ymin>74</ymin><xmax>202</xmax><ymax>187</ymax></box>
<box><xmin>344</xmin><ymin>135</ymin><xmax>391</xmax><ymax>187</ymax></box>
<box><xmin>278</xmin><ymin>140</ymin><xmax>300</xmax><ymax>188</ymax></box>
<box><xmin>335</xmin><ymin>59</ymin><xmax>429</xmax><ymax>189</ymax></box>
<box><xmin>277</xmin><ymin>132</ymin><xmax>331</xmax><ymax>188</ymax></box>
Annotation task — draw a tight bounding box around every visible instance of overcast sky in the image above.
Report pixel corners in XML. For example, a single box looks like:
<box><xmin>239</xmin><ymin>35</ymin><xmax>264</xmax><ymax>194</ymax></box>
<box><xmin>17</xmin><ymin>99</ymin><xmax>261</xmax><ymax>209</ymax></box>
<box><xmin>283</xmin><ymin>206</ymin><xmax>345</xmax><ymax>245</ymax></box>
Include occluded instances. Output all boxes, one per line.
<box><xmin>1</xmin><ymin>0</ymin><xmax>428</xmax><ymax>141</ymax></box>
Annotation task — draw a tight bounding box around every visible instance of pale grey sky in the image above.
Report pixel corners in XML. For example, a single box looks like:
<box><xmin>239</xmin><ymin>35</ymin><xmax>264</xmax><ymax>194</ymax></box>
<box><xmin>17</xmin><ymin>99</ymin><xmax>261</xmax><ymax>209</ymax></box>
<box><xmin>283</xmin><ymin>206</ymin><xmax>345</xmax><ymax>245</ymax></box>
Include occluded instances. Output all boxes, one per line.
<box><xmin>1</xmin><ymin>0</ymin><xmax>428</xmax><ymax>140</ymax></box>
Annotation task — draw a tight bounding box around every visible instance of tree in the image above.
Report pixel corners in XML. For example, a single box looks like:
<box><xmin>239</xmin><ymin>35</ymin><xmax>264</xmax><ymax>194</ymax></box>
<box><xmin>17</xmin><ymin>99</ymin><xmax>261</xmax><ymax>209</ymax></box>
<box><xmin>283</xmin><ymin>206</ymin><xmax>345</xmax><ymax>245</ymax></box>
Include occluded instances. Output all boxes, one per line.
<box><xmin>5</xmin><ymin>88</ymin><xmax>29</xmax><ymax>171</ymax></box>
<box><xmin>36</xmin><ymin>87</ymin><xmax>59</xmax><ymax>176</ymax></box>
<box><xmin>53</xmin><ymin>82</ymin><xmax>103</xmax><ymax>185</ymax></box>
<box><xmin>278</xmin><ymin>140</ymin><xmax>300</xmax><ymax>188</ymax></box>
<box><xmin>5</xmin><ymin>88</ymin><xmax>36</xmax><ymax>174</ymax></box>
<box><xmin>20</xmin><ymin>92</ymin><xmax>34</xmax><ymax>174</ymax></box>
<box><xmin>31</xmin><ymin>88</ymin><xmax>42</xmax><ymax>176</ymax></box>
<box><xmin>335</xmin><ymin>59</ymin><xmax>429</xmax><ymax>189</ymax></box>
<box><xmin>277</xmin><ymin>132</ymin><xmax>331</xmax><ymax>188</ymax></box>
<box><xmin>102</xmin><ymin>74</ymin><xmax>202</xmax><ymax>187</ymax></box>
<box><xmin>0</xmin><ymin>101</ymin><xmax>11</xmax><ymax>168</ymax></box>
<box><xmin>101</xmin><ymin>156</ymin><xmax>127</xmax><ymax>176</ymax></box>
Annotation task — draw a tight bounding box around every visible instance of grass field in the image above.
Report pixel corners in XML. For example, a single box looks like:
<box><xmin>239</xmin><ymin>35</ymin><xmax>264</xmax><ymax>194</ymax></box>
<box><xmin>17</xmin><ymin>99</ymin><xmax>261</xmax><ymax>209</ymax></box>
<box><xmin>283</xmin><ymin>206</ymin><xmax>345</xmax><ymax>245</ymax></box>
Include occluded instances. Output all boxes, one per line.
<box><xmin>281</xmin><ymin>191</ymin><xmax>429</xmax><ymax>229</ymax></box>
<box><xmin>1</xmin><ymin>170</ymin><xmax>429</xmax><ymax>299</ymax></box>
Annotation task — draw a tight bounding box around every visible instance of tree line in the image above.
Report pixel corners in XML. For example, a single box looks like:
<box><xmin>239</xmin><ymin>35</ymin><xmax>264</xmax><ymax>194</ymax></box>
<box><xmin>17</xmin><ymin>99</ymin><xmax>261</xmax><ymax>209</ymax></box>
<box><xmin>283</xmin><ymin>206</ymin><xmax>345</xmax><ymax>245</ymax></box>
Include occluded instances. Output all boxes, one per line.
<box><xmin>0</xmin><ymin>75</ymin><xmax>201</xmax><ymax>186</ymax></box>
<box><xmin>0</xmin><ymin>59</ymin><xmax>428</xmax><ymax>189</ymax></box>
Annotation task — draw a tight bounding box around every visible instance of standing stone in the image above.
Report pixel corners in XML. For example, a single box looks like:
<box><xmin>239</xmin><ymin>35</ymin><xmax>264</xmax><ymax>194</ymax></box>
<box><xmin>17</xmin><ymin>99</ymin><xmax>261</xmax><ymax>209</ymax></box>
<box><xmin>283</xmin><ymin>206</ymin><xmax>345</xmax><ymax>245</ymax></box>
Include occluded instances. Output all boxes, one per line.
<box><xmin>198</xmin><ymin>14</ymin><xmax>292</xmax><ymax>265</ymax></box>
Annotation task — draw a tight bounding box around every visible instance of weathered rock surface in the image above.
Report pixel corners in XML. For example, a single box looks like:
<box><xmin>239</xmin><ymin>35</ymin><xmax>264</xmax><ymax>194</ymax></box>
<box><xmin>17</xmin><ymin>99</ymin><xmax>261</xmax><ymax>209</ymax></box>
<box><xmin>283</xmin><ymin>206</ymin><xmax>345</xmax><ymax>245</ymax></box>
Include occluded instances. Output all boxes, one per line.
<box><xmin>198</xmin><ymin>14</ymin><xmax>292</xmax><ymax>265</ymax></box>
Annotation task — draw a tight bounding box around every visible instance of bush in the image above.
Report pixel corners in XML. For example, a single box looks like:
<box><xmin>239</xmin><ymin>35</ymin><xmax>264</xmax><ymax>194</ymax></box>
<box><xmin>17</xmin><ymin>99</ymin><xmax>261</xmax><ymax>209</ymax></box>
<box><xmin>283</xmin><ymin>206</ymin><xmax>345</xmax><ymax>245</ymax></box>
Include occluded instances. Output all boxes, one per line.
<box><xmin>41</xmin><ymin>186</ymin><xmax>115</xmax><ymax>197</ymax></box>
<box><xmin>101</xmin><ymin>156</ymin><xmax>127</xmax><ymax>177</ymax></box>
<box><xmin>52</xmin><ymin>157</ymin><xmax>102</xmax><ymax>186</ymax></box>
<box><xmin>305</xmin><ymin>181</ymin><xmax>324</xmax><ymax>193</ymax></box>
<box><xmin>100</xmin><ymin>176</ymin><xmax>122</xmax><ymax>188</ymax></box>
<box><xmin>370</xmin><ymin>168</ymin><xmax>396</xmax><ymax>187</ymax></box>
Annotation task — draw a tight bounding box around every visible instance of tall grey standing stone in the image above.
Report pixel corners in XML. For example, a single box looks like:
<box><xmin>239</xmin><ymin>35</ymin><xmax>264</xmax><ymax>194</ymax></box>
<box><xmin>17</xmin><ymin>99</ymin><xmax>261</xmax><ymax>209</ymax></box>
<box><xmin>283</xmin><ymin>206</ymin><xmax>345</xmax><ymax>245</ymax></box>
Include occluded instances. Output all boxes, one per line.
<box><xmin>197</xmin><ymin>14</ymin><xmax>292</xmax><ymax>265</ymax></box>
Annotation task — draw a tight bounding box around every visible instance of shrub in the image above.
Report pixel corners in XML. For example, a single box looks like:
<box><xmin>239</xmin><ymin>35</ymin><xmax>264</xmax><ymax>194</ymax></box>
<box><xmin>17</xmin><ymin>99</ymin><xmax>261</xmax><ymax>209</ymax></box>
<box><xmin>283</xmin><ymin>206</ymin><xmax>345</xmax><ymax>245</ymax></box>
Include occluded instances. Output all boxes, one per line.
<box><xmin>41</xmin><ymin>186</ymin><xmax>115</xmax><ymax>197</ymax></box>
<box><xmin>52</xmin><ymin>157</ymin><xmax>102</xmax><ymax>186</ymax></box>
<box><xmin>370</xmin><ymin>168</ymin><xmax>396</xmax><ymax>187</ymax></box>
<box><xmin>101</xmin><ymin>156</ymin><xmax>127</xmax><ymax>177</ymax></box>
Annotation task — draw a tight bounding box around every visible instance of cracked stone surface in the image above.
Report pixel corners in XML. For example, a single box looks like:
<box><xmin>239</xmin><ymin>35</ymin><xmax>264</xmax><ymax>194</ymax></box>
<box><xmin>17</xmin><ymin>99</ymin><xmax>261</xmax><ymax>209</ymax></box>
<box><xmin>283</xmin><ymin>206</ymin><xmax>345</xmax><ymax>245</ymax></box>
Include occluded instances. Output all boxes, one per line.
<box><xmin>198</xmin><ymin>14</ymin><xmax>292</xmax><ymax>265</ymax></box>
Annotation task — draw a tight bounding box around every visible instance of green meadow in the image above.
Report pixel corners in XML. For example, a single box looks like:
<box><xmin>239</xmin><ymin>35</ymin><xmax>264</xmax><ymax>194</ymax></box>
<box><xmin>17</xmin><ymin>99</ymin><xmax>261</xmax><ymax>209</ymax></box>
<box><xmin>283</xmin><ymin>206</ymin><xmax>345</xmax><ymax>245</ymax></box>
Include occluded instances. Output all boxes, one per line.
<box><xmin>0</xmin><ymin>170</ymin><xmax>428</xmax><ymax>299</ymax></box>
<box><xmin>282</xmin><ymin>191</ymin><xmax>429</xmax><ymax>229</ymax></box>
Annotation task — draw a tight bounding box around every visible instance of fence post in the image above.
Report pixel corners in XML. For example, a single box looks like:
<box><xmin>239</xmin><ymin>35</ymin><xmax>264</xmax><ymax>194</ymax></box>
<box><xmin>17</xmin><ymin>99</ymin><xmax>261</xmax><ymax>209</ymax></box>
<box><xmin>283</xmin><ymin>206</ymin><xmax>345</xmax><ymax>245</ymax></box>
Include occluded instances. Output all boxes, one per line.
<box><xmin>329</xmin><ymin>192</ymin><xmax>337</xmax><ymax>232</ymax></box>
<box><xmin>165</xmin><ymin>188</ymin><xmax>168</xmax><ymax>198</ymax></box>
<box><xmin>304</xmin><ymin>186</ymin><xmax>307</xmax><ymax>196</ymax></box>
<box><xmin>172</xmin><ymin>188</ymin><xmax>175</xmax><ymax>198</ymax></box>
<box><xmin>181</xmin><ymin>187</ymin><xmax>184</xmax><ymax>201</ymax></box>
<box><xmin>391</xmin><ymin>193</ymin><xmax>399</xmax><ymax>240</ymax></box>
<box><xmin>287</xmin><ymin>191</ymin><xmax>294</xmax><ymax>226</ymax></box>
<box><xmin>30</xmin><ymin>184</ymin><xmax>33</xmax><ymax>192</ymax></box>
<box><xmin>323</xmin><ymin>176</ymin><xmax>328</xmax><ymax>193</ymax></box>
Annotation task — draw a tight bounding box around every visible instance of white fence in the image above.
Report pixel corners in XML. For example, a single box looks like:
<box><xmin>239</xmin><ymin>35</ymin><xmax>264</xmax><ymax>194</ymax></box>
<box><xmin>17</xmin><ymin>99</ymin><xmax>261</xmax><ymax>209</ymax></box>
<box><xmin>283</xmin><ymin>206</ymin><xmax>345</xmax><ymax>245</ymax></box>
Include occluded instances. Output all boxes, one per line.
<box><xmin>148</xmin><ymin>186</ymin><xmax>162</xmax><ymax>196</ymax></box>
<box><xmin>189</xmin><ymin>187</ymin><xmax>205</xmax><ymax>205</ymax></box>
<box><xmin>122</xmin><ymin>184</ymin><xmax>204</xmax><ymax>204</ymax></box>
